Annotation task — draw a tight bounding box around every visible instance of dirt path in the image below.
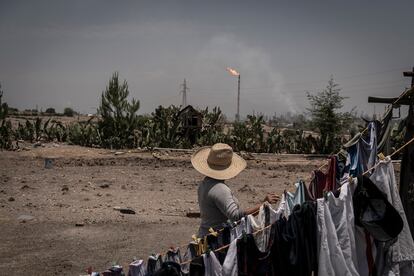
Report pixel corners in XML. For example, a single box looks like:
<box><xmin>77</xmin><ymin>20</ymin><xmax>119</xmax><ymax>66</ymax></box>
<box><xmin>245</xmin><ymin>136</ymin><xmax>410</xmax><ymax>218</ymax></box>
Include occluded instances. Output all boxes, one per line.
<box><xmin>0</xmin><ymin>144</ymin><xmax>328</xmax><ymax>275</ymax></box>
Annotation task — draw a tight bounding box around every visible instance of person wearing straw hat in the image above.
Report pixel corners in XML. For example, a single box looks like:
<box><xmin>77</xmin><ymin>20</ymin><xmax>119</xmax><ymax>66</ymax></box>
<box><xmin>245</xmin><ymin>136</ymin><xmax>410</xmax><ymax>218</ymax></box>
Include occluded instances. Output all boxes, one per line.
<box><xmin>191</xmin><ymin>143</ymin><xmax>279</xmax><ymax>237</ymax></box>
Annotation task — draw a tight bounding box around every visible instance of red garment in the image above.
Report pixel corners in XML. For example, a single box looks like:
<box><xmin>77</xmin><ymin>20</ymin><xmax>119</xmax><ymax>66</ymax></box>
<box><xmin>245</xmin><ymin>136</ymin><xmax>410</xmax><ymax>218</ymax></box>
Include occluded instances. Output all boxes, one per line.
<box><xmin>325</xmin><ymin>156</ymin><xmax>338</xmax><ymax>192</ymax></box>
<box><xmin>308</xmin><ymin>156</ymin><xmax>339</xmax><ymax>200</ymax></box>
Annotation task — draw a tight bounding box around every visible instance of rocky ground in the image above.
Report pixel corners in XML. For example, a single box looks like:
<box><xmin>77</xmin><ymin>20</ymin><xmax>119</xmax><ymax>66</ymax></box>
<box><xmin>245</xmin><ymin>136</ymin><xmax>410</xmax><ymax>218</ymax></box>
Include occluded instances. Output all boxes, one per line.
<box><xmin>0</xmin><ymin>144</ymin><xmax>394</xmax><ymax>275</ymax></box>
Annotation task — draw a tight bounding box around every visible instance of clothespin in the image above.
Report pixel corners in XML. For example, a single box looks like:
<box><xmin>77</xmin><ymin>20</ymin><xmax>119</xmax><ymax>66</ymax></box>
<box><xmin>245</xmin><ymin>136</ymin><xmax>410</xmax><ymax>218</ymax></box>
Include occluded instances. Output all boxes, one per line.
<box><xmin>378</xmin><ymin>152</ymin><xmax>386</xmax><ymax>161</ymax></box>
<box><xmin>323</xmin><ymin>191</ymin><xmax>328</xmax><ymax>201</ymax></box>
<box><xmin>226</xmin><ymin>219</ymin><xmax>236</xmax><ymax>228</ymax></box>
<box><xmin>348</xmin><ymin>176</ymin><xmax>354</xmax><ymax>185</ymax></box>
<box><xmin>208</xmin><ymin>227</ymin><xmax>218</xmax><ymax>237</ymax></box>
<box><xmin>191</xmin><ymin>234</ymin><xmax>201</xmax><ymax>244</ymax></box>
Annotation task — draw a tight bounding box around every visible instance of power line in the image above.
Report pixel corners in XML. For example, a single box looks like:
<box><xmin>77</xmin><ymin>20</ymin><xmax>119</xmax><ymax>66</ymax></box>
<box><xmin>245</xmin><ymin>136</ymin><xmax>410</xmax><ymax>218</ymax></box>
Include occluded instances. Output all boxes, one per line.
<box><xmin>191</xmin><ymin>66</ymin><xmax>409</xmax><ymax>92</ymax></box>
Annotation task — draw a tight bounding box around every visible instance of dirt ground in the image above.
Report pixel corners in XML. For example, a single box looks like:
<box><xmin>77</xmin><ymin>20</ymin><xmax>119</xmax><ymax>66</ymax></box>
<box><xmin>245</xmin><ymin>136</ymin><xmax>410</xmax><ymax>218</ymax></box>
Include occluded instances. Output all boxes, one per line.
<box><xmin>0</xmin><ymin>144</ymin><xmax>386</xmax><ymax>275</ymax></box>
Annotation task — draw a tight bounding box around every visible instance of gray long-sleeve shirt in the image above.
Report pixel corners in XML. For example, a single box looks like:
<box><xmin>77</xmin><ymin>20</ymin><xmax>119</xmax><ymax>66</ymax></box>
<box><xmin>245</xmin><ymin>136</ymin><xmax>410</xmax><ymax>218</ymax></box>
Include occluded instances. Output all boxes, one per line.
<box><xmin>198</xmin><ymin>177</ymin><xmax>245</xmax><ymax>237</ymax></box>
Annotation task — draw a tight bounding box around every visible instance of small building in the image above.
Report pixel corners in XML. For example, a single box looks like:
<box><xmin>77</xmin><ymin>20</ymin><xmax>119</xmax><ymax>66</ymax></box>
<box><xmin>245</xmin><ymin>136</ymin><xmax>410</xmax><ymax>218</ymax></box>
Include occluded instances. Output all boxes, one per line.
<box><xmin>178</xmin><ymin>105</ymin><xmax>203</xmax><ymax>129</ymax></box>
<box><xmin>177</xmin><ymin>105</ymin><xmax>203</xmax><ymax>144</ymax></box>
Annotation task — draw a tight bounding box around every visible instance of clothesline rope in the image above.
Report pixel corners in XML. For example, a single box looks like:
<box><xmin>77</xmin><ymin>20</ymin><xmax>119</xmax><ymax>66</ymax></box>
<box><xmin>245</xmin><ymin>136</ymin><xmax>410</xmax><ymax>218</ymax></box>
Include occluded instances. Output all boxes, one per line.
<box><xmin>160</xmin><ymin>208</ymin><xmax>261</xmax><ymax>257</ymax></box>
<box><xmin>179</xmin><ymin>224</ymin><xmax>274</xmax><ymax>266</ymax></box>
<box><xmin>317</xmin><ymin>86</ymin><xmax>413</xmax><ymax>171</ymax></box>
<box><xmin>362</xmin><ymin>135</ymin><xmax>414</xmax><ymax>176</ymax></box>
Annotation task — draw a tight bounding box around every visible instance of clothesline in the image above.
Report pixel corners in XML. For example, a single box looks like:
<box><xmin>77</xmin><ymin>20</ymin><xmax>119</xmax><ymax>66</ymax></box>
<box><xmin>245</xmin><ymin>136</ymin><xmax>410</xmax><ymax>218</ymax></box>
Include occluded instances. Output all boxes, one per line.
<box><xmin>179</xmin><ymin>224</ymin><xmax>274</xmax><ymax>266</ymax></box>
<box><xmin>177</xmin><ymin>135</ymin><xmax>414</xmax><ymax>267</ymax></box>
<box><xmin>362</xmin><ymin>135</ymin><xmax>414</xmax><ymax>176</ymax></box>
<box><xmin>318</xmin><ymin>86</ymin><xmax>413</xmax><ymax>171</ymax></box>
<box><xmin>160</xmin><ymin>209</ymin><xmax>261</xmax><ymax>257</ymax></box>
<box><xmin>157</xmin><ymin>136</ymin><xmax>414</xmax><ymax>269</ymax></box>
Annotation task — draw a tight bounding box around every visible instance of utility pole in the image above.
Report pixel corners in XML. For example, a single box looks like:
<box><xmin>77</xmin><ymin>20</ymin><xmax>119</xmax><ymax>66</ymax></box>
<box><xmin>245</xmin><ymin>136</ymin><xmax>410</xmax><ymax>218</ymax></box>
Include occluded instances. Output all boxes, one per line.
<box><xmin>181</xmin><ymin>79</ymin><xmax>188</xmax><ymax>107</ymax></box>
<box><xmin>401</xmin><ymin>67</ymin><xmax>414</xmax><ymax>239</ymax></box>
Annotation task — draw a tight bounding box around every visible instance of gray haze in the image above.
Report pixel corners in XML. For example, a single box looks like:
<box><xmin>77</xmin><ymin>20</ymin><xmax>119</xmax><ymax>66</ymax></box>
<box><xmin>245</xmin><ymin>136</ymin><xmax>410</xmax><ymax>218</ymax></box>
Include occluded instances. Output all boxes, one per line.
<box><xmin>1</xmin><ymin>0</ymin><xmax>413</xmax><ymax>119</ymax></box>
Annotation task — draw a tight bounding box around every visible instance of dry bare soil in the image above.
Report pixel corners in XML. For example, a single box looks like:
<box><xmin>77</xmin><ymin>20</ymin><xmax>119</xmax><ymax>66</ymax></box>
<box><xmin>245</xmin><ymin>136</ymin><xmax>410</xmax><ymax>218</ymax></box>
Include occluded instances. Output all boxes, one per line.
<box><xmin>0</xmin><ymin>144</ymin><xmax>328</xmax><ymax>275</ymax></box>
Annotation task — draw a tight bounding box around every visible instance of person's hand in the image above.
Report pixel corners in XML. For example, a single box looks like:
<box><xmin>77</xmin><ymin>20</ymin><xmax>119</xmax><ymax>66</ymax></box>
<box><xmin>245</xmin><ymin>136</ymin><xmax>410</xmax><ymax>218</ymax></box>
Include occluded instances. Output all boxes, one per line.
<box><xmin>263</xmin><ymin>192</ymin><xmax>280</xmax><ymax>204</ymax></box>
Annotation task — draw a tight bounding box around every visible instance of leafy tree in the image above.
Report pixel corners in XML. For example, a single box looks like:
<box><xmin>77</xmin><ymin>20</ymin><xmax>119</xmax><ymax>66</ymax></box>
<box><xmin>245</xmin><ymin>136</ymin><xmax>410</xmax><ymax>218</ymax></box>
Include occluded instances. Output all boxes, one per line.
<box><xmin>97</xmin><ymin>72</ymin><xmax>140</xmax><ymax>149</ymax></box>
<box><xmin>63</xmin><ymin>107</ymin><xmax>75</xmax><ymax>117</ymax></box>
<box><xmin>306</xmin><ymin>76</ymin><xmax>354</xmax><ymax>154</ymax></box>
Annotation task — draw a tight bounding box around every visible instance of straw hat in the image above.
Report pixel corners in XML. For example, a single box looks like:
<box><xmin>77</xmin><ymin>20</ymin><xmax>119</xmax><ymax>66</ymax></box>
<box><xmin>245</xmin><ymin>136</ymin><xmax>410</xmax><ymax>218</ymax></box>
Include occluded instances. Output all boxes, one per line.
<box><xmin>191</xmin><ymin>143</ymin><xmax>247</xmax><ymax>180</ymax></box>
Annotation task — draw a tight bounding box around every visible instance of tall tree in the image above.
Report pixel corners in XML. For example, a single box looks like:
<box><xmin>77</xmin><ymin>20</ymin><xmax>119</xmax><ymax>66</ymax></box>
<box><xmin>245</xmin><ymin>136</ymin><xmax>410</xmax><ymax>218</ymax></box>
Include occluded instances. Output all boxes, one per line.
<box><xmin>97</xmin><ymin>72</ymin><xmax>140</xmax><ymax>149</ymax></box>
<box><xmin>0</xmin><ymin>82</ymin><xmax>8</xmax><ymax>120</ymax></box>
<box><xmin>306</xmin><ymin>76</ymin><xmax>354</xmax><ymax>154</ymax></box>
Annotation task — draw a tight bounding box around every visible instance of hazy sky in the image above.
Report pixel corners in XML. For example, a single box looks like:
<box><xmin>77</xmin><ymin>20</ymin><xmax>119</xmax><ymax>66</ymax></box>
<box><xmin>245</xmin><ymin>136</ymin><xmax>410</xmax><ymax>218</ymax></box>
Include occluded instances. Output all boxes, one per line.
<box><xmin>1</xmin><ymin>0</ymin><xmax>413</xmax><ymax>119</ymax></box>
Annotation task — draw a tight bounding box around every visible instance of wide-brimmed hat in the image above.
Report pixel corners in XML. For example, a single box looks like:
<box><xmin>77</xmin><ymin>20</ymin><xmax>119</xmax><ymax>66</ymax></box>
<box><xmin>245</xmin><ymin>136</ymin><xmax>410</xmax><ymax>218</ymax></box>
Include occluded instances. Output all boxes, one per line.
<box><xmin>191</xmin><ymin>143</ymin><xmax>246</xmax><ymax>180</ymax></box>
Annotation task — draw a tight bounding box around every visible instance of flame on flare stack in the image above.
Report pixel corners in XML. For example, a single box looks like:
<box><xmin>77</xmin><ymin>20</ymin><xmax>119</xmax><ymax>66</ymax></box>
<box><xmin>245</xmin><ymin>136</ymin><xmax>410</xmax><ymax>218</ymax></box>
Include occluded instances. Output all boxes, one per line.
<box><xmin>226</xmin><ymin>67</ymin><xmax>240</xmax><ymax>76</ymax></box>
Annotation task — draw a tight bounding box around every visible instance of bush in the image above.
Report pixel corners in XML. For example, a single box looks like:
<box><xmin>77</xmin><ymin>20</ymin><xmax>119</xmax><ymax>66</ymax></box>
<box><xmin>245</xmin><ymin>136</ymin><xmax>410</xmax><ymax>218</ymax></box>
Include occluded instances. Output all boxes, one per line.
<box><xmin>63</xmin><ymin>107</ymin><xmax>75</xmax><ymax>117</ymax></box>
<box><xmin>45</xmin><ymin>107</ymin><xmax>56</xmax><ymax>115</ymax></box>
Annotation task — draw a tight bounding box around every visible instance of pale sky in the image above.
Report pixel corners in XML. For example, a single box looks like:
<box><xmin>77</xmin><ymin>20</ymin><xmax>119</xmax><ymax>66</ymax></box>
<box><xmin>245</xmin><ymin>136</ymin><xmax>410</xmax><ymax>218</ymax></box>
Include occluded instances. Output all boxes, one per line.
<box><xmin>1</xmin><ymin>0</ymin><xmax>413</xmax><ymax>119</ymax></box>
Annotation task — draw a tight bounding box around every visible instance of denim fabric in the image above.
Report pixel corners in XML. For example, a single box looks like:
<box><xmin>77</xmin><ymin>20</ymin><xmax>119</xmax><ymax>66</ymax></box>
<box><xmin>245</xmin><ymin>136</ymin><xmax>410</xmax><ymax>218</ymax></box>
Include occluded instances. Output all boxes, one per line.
<box><xmin>346</xmin><ymin>122</ymin><xmax>378</xmax><ymax>177</ymax></box>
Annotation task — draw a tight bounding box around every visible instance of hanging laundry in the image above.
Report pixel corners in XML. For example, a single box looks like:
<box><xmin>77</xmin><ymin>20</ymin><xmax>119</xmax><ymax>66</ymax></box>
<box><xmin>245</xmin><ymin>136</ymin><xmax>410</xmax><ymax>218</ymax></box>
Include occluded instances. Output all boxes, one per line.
<box><xmin>353</xmin><ymin>175</ymin><xmax>403</xmax><ymax>242</ymax></box>
<box><xmin>370</xmin><ymin>157</ymin><xmax>414</xmax><ymax>275</ymax></box>
<box><xmin>128</xmin><ymin>260</ymin><xmax>146</xmax><ymax>276</ymax></box>
<box><xmin>278</xmin><ymin>201</ymin><xmax>318</xmax><ymax>276</ymax></box>
<box><xmin>102</xmin><ymin>265</ymin><xmax>124</xmax><ymax>276</ymax></box>
<box><xmin>336</xmin><ymin>149</ymin><xmax>351</xmax><ymax>184</ymax></box>
<box><xmin>203</xmin><ymin>251</ymin><xmax>222</xmax><ymax>276</ymax></box>
<box><xmin>375</xmin><ymin>107</ymin><xmax>394</xmax><ymax>155</ymax></box>
<box><xmin>222</xmin><ymin>239</ymin><xmax>238</xmax><ymax>276</ymax></box>
<box><xmin>190</xmin><ymin>255</ymin><xmax>205</xmax><ymax>276</ymax></box>
<box><xmin>236</xmin><ymin>233</ymin><xmax>275</xmax><ymax>276</ymax></box>
<box><xmin>153</xmin><ymin>262</ymin><xmax>181</xmax><ymax>276</ymax></box>
<box><xmin>317</xmin><ymin>197</ymin><xmax>352</xmax><ymax>276</ymax></box>
<box><xmin>309</xmin><ymin>156</ymin><xmax>339</xmax><ymax>200</ymax></box>
<box><xmin>285</xmin><ymin>180</ymin><xmax>312</xmax><ymax>214</ymax></box>
<box><xmin>269</xmin><ymin>217</ymin><xmax>288</xmax><ymax>276</ymax></box>
<box><xmin>146</xmin><ymin>254</ymin><xmax>163</xmax><ymax>276</ymax></box>
<box><xmin>246</xmin><ymin>202</ymin><xmax>278</xmax><ymax>252</ymax></box>
<box><xmin>325</xmin><ymin>186</ymin><xmax>359</xmax><ymax>275</ymax></box>
<box><xmin>230</xmin><ymin>217</ymin><xmax>248</xmax><ymax>242</ymax></box>
<box><xmin>182</xmin><ymin>242</ymin><xmax>200</xmax><ymax>275</ymax></box>
<box><xmin>164</xmin><ymin>247</ymin><xmax>182</xmax><ymax>264</ymax></box>
<box><xmin>344</xmin><ymin>122</ymin><xmax>378</xmax><ymax>177</ymax></box>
